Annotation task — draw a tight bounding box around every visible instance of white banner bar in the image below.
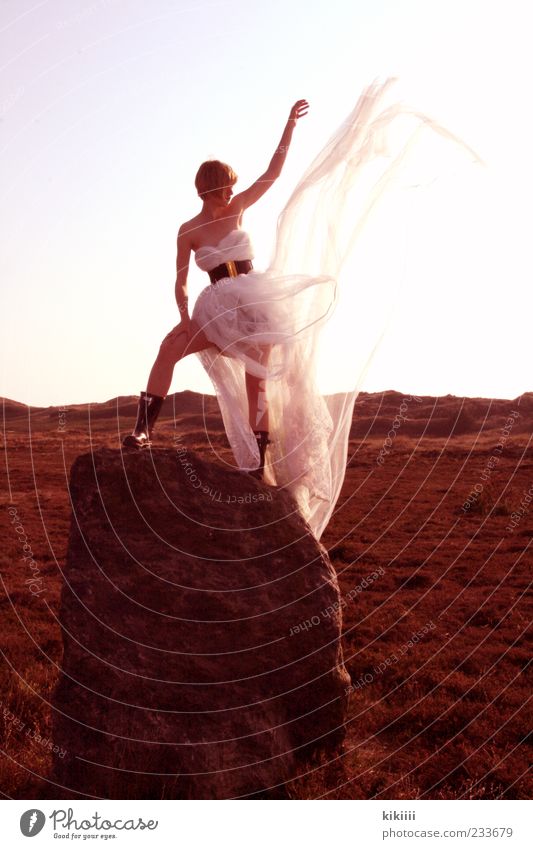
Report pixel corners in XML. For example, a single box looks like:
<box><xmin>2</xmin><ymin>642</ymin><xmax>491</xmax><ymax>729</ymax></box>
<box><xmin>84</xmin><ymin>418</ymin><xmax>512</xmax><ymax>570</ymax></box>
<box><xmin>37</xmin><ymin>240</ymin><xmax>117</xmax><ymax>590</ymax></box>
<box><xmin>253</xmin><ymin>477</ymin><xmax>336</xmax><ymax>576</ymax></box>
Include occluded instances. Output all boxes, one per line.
<box><xmin>2</xmin><ymin>799</ymin><xmax>531</xmax><ymax>848</ymax></box>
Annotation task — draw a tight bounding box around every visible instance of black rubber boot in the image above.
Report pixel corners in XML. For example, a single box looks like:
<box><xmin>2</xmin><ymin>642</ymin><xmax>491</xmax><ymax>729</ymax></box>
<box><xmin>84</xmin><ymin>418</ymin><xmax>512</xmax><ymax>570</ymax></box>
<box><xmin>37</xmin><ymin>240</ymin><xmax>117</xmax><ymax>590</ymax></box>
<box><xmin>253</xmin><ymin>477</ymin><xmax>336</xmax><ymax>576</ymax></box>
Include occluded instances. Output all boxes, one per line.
<box><xmin>249</xmin><ymin>430</ymin><xmax>271</xmax><ymax>479</ymax></box>
<box><xmin>122</xmin><ymin>391</ymin><xmax>165</xmax><ymax>450</ymax></box>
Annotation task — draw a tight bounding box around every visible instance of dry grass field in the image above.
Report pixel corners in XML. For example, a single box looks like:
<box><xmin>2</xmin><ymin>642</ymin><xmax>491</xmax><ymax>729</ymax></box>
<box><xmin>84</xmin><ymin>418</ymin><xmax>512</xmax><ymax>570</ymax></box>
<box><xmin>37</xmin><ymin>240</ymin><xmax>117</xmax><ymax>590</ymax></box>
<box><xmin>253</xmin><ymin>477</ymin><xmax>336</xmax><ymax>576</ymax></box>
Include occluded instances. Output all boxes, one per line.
<box><xmin>1</xmin><ymin>390</ymin><xmax>531</xmax><ymax>799</ymax></box>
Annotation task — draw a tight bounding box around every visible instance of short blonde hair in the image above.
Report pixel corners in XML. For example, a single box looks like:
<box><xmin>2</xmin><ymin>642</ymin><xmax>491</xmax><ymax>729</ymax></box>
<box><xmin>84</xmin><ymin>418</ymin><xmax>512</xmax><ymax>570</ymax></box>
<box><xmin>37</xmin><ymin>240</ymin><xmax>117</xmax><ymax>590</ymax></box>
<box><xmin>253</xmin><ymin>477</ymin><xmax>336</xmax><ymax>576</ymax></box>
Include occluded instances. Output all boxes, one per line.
<box><xmin>195</xmin><ymin>159</ymin><xmax>237</xmax><ymax>200</ymax></box>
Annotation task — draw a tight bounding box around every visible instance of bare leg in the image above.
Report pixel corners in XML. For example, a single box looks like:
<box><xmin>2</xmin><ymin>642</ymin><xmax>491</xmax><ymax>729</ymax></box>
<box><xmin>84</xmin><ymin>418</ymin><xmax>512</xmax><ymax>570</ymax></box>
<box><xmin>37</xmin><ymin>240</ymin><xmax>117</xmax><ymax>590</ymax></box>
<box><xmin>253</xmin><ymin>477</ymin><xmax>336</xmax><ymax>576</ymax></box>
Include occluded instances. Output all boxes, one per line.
<box><xmin>245</xmin><ymin>346</ymin><xmax>271</xmax><ymax>431</ymax></box>
<box><xmin>147</xmin><ymin>318</ymin><xmax>218</xmax><ymax>397</ymax></box>
<box><xmin>245</xmin><ymin>347</ymin><xmax>272</xmax><ymax>478</ymax></box>
<box><xmin>123</xmin><ymin>319</ymin><xmax>219</xmax><ymax>449</ymax></box>
<box><xmin>245</xmin><ymin>372</ymin><xmax>268</xmax><ymax>430</ymax></box>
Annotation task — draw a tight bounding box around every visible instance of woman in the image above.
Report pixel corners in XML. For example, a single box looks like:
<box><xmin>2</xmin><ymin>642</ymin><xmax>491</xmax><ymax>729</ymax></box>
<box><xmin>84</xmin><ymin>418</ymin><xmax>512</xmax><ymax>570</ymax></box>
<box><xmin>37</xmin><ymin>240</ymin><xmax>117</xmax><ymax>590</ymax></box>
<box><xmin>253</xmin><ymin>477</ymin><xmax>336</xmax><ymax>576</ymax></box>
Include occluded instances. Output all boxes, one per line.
<box><xmin>123</xmin><ymin>80</ymin><xmax>480</xmax><ymax>540</ymax></box>
<box><xmin>123</xmin><ymin>98</ymin><xmax>313</xmax><ymax>483</ymax></box>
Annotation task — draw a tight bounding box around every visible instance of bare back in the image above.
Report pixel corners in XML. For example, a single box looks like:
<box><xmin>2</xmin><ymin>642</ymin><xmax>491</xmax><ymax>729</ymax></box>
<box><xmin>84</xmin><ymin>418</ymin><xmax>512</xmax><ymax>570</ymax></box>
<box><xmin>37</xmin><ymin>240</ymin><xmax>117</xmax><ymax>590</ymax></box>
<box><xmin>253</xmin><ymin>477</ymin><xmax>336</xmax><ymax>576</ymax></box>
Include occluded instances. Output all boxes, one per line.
<box><xmin>181</xmin><ymin>200</ymin><xmax>245</xmax><ymax>253</ymax></box>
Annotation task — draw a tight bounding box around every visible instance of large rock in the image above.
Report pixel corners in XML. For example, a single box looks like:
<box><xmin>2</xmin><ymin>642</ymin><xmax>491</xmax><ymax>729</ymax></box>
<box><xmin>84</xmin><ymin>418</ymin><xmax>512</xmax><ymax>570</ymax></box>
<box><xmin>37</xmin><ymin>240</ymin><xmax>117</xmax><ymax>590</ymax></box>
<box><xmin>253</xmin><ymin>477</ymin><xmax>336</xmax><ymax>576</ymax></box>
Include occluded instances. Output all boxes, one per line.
<box><xmin>52</xmin><ymin>448</ymin><xmax>351</xmax><ymax>799</ymax></box>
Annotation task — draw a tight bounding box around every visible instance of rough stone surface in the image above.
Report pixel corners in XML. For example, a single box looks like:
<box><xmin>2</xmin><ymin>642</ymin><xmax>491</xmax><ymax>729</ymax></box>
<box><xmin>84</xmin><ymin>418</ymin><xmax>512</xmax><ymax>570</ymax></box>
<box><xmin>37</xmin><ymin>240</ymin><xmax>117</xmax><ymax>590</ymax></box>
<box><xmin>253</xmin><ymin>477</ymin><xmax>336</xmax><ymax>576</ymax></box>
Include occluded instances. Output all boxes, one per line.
<box><xmin>52</xmin><ymin>448</ymin><xmax>351</xmax><ymax>799</ymax></box>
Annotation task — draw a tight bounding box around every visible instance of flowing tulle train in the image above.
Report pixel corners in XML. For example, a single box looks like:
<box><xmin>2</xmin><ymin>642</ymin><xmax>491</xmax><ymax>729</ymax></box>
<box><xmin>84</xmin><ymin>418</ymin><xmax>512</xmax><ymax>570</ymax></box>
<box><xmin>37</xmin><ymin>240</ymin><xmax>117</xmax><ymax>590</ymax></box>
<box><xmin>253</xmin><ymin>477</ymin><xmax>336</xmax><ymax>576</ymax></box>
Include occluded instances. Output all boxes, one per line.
<box><xmin>192</xmin><ymin>79</ymin><xmax>482</xmax><ymax>539</ymax></box>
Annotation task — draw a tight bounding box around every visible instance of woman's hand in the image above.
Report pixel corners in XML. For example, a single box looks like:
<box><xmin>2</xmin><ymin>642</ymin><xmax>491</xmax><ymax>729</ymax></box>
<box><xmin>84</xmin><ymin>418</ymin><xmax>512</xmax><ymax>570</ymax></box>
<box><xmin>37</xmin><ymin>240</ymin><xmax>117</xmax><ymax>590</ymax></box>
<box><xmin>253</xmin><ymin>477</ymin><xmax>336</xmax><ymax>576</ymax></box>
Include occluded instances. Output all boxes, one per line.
<box><xmin>178</xmin><ymin>314</ymin><xmax>192</xmax><ymax>338</ymax></box>
<box><xmin>164</xmin><ymin>315</ymin><xmax>191</xmax><ymax>345</ymax></box>
<box><xmin>288</xmin><ymin>99</ymin><xmax>309</xmax><ymax>125</ymax></box>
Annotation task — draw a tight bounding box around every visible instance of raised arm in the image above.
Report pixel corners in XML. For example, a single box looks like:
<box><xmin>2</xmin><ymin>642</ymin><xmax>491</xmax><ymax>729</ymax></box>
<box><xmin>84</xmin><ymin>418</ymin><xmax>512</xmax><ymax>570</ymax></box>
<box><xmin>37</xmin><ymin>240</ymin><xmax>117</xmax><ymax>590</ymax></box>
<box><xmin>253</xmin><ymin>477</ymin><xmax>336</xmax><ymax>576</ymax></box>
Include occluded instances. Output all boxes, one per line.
<box><xmin>232</xmin><ymin>99</ymin><xmax>309</xmax><ymax>211</ymax></box>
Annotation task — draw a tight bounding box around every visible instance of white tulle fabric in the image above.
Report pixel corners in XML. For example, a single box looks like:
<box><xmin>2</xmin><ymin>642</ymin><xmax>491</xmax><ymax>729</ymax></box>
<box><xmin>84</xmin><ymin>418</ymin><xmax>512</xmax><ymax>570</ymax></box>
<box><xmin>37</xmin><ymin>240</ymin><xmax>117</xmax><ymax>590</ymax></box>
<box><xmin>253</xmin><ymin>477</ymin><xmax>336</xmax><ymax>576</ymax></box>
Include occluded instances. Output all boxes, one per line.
<box><xmin>191</xmin><ymin>79</ymin><xmax>481</xmax><ymax>539</ymax></box>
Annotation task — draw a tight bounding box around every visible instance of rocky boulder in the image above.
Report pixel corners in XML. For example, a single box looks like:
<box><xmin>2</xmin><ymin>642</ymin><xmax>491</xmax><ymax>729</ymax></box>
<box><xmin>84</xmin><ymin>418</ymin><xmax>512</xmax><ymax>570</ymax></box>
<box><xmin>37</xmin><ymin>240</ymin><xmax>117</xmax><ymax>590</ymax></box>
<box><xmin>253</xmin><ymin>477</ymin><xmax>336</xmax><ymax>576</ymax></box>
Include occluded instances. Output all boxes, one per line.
<box><xmin>51</xmin><ymin>447</ymin><xmax>351</xmax><ymax>799</ymax></box>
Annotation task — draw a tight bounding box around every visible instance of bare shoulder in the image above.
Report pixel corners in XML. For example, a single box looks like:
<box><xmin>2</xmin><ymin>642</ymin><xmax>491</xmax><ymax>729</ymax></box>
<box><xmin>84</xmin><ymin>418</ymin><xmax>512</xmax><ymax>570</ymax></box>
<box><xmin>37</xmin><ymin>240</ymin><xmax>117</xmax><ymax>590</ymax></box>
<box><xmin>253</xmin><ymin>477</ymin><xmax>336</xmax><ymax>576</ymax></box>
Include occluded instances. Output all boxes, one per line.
<box><xmin>177</xmin><ymin>216</ymin><xmax>199</xmax><ymax>249</ymax></box>
<box><xmin>227</xmin><ymin>195</ymin><xmax>245</xmax><ymax>218</ymax></box>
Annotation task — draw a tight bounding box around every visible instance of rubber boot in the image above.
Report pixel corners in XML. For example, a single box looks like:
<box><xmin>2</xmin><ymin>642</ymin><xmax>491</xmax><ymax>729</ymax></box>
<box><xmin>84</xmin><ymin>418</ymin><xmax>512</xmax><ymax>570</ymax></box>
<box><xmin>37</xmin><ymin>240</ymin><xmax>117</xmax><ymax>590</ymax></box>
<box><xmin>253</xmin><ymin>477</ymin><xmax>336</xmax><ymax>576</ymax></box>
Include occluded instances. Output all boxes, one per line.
<box><xmin>249</xmin><ymin>430</ymin><xmax>271</xmax><ymax>479</ymax></box>
<box><xmin>122</xmin><ymin>391</ymin><xmax>165</xmax><ymax>450</ymax></box>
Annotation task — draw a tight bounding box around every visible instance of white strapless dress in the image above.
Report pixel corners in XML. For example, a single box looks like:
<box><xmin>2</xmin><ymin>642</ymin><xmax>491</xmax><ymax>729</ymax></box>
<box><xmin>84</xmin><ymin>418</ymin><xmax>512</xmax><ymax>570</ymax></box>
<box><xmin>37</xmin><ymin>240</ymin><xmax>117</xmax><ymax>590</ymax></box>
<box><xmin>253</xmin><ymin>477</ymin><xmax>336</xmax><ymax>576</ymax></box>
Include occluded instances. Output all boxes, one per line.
<box><xmin>192</xmin><ymin>229</ymin><xmax>337</xmax><ymax>530</ymax></box>
<box><xmin>190</xmin><ymin>80</ymin><xmax>481</xmax><ymax>539</ymax></box>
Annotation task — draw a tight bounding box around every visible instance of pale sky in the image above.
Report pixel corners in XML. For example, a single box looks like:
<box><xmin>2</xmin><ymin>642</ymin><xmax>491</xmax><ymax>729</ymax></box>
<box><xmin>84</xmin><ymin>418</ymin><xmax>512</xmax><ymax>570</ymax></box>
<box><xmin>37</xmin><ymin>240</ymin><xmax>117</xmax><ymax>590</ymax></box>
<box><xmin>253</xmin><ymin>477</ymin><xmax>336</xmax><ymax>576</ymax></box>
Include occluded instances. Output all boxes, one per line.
<box><xmin>1</xmin><ymin>0</ymin><xmax>531</xmax><ymax>406</ymax></box>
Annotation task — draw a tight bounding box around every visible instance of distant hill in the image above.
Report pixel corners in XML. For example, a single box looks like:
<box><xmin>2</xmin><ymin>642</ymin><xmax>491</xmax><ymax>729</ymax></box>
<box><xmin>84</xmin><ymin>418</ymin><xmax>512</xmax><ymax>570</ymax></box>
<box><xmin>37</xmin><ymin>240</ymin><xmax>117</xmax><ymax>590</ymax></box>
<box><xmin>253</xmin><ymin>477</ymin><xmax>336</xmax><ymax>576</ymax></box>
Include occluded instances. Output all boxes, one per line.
<box><xmin>2</xmin><ymin>389</ymin><xmax>531</xmax><ymax>436</ymax></box>
<box><xmin>0</xmin><ymin>391</ymin><xmax>220</xmax><ymax>422</ymax></box>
